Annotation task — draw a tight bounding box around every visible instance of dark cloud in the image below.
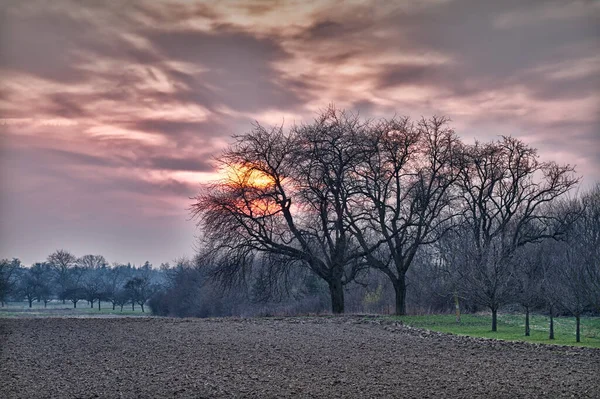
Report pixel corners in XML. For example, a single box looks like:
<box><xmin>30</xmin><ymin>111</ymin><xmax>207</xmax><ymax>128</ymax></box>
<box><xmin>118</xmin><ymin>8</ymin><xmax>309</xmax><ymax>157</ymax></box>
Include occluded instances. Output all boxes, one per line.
<box><xmin>297</xmin><ymin>0</ymin><xmax>599</xmax><ymax>103</ymax></box>
<box><xmin>133</xmin><ymin>1</ymin><xmax>221</xmax><ymax>25</ymax></box>
<box><xmin>44</xmin><ymin>148</ymin><xmax>117</xmax><ymax>168</ymax></box>
<box><xmin>0</xmin><ymin>8</ymin><xmax>90</xmax><ymax>83</ymax></box>
<box><xmin>132</xmin><ymin>119</ymin><xmax>212</xmax><ymax>135</ymax></box>
<box><xmin>122</xmin><ymin>117</ymin><xmax>232</xmax><ymax>151</ymax></box>
<box><xmin>103</xmin><ymin>175</ymin><xmax>197</xmax><ymax>198</ymax></box>
<box><xmin>314</xmin><ymin>51</ymin><xmax>359</xmax><ymax>65</ymax></box>
<box><xmin>350</xmin><ymin>99</ymin><xmax>378</xmax><ymax>114</ymax></box>
<box><xmin>240</xmin><ymin>3</ymin><xmax>276</xmax><ymax>16</ymax></box>
<box><xmin>0</xmin><ymin>2</ymin><xmax>161</xmax><ymax>83</ymax></box>
<box><xmin>305</xmin><ymin>20</ymin><xmax>346</xmax><ymax>40</ymax></box>
<box><xmin>148</xmin><ymin>156</ymin><xmax>213</xmax><ymax>173</ymax></box>
<box><xmin>517</xmin><ymin>68</ymin><xmax>600</xmax><ymax>101</ymax></box>
<box><xmin>44</xmin><ymin>93</ymin><xmax>90</xmax><ymax>119</ymax></box>
<box><xmin>297</xmin><ymin>6</ymin><xmax>377</xmax><ymax>42</ymax></box>
<box><xmin>377</xmin><ymin>64</ymin><xmax>437</xmax><ymax>88</ymax></box>
<box><xmin>144</xmin><ymin>27</ymin><xmax>304</xmax><ymax>111</ymax></box>
<box><xmin>411</xmin><ymin>0</ymin><xmax>598</xmax><ymax>88</ymax></box>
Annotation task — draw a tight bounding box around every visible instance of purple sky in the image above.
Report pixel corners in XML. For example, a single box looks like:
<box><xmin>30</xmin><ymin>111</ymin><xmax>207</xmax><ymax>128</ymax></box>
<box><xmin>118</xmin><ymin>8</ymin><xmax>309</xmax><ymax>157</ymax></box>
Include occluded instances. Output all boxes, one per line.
<box><xmin>1</xmin><ymin>0</ymin><xmax>598</xmax><ymax>266</ymax></box>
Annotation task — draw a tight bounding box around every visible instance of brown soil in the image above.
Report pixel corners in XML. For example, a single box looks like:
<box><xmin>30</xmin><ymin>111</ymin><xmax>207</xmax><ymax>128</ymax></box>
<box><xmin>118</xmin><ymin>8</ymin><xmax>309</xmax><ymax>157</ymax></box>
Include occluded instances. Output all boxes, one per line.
<box><xmin>1</xmin><ymin>317</ymin><xmax>598</xmax><ymax>398</ymax></box>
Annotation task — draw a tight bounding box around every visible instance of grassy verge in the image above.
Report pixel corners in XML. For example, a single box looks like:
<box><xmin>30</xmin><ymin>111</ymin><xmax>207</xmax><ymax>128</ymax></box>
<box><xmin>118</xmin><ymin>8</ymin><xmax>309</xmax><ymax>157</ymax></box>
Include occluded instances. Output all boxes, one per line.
<box><xmin>391</xmin><ymin>313</ymin><xmax>600</xmax><ymax>348</ymax></box>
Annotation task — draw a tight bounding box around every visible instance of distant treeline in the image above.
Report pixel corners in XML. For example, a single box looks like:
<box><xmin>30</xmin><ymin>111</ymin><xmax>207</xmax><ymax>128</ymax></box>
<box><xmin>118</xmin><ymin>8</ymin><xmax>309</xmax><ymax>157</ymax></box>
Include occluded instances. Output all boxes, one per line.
<box><xmin>0</xmin><ymin>252</ymin><xmax>163</xmax><ymax>312</ymax></box>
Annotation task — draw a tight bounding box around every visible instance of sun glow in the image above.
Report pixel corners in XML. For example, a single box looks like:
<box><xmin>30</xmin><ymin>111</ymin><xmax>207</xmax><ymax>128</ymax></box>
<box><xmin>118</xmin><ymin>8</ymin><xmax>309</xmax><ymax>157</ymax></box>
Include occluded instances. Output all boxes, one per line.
<box><xmin>219</xmin><ymin>164</ymin><xmax>282</xmax><ymax>217</ymax></box>
<box><xmin>224</xmin><ymin>164</ymin><xmax>276</xmax><ymax>189</ymax></box>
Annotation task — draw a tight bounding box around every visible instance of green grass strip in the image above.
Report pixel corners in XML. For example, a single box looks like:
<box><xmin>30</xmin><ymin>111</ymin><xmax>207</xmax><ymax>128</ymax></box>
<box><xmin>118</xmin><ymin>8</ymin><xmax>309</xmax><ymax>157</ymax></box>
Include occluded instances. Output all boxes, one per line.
<box><xmin>390</xmin><ymin>313</ymin><xmax>600</xmax><ymax>348</ymax></box>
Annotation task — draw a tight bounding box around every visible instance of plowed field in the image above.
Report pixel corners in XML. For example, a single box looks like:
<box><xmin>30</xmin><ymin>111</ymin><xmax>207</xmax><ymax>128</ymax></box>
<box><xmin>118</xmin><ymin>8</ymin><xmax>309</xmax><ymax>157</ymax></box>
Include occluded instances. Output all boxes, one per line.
<box><xmin>1</xmin><ymin>317</ymin><xmax>598</xmax><ymax>398</ymax></box>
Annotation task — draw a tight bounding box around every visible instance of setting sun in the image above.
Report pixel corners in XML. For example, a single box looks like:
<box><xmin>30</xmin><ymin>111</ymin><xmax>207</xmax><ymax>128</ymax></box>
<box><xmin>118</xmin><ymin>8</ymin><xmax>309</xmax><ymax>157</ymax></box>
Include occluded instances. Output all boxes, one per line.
<box><xmin>223</xmin><ymin>164</ymin><xmax>275</xmax><ymax>189</ymax></box>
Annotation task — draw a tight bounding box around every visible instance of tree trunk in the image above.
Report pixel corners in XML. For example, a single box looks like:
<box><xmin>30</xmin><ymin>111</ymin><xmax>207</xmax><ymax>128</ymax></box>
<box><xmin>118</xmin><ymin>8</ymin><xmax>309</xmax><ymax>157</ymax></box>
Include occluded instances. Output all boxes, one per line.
<box><xmin>73</xmin><ymin>301</ymin><xmax>77</xmax><ymax>309</ymax></box>
<box><xmin>132</xmin><ymin>302</ymin><xmax>135</xmax><ymax>311</ymax></box>
<box><xmin>454</xmin><ymin>291</ymin><xmax>461</xmax><ymax>323</ymax></box>
<box><xmin>328</xmin><ymin>278</ymin><xmax>344</xmax><ymax>314</ymax></box>
<box><xmin>112</xmin><ymin>302</ymin><xmax>116</xmax><ymax>311</ymax></box>
<box><xmin>98</xmin><ymin>300</ymin><xmax>101</xmax><ymax>311</ymax></box>
<box><xmin>576</xmin><ymin>314</ymin><xmax>581</xmax><ymax>343</ymax></box>
<box><xmin>525</xmin><ymin>306</ymin><xmax>530</xmax><ymax>337</ymax></box>
<box><xmin>491</xmin><ymin>307</ymin><xmax>498</xmax><ymax>332</ymax></box>
<box><xmin>140</xmin><ymin>303</ymin><xmax>144</xmax><ymax>313</ymax></box>
<box><xmin>90</xmin><ymin>301</ymin><xmax>94</xmax><ymax>308</ymax></box>
<box><xmin>549</xmin><ymin>309</ymin><xmax>555</xmax><ymax>340</ymax></box>
<box><xmin>28</xmin><ymin>298</ymin><xmax>33</xmax><ymax>308</ymax></box>
<box><xmin>120</xmin><ymin>304</ymin><xmax>124</xmax><ymax>311</ymax></box>
<box><xmin>393</xmin><ymin>276</ymin><xmax>407</xmax><ymax>316</ymax></box>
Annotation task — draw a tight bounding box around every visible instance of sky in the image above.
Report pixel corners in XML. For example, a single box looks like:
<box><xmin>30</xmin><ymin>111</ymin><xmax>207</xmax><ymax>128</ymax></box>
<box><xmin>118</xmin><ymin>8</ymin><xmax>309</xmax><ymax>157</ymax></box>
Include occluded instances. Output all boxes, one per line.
<box><xmin>0</xmin><ymin>0</ymin><xmax>598</xmax><ymax>266</ymax></box>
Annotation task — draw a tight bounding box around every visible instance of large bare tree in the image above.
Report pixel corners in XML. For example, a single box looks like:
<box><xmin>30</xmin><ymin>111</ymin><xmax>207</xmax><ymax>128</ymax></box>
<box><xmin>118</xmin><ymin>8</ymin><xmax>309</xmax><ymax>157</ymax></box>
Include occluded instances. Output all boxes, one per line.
<box><xmin>346</xmin><ymin>116</ymin><xmax>461</xmax><ymax>315</ymax></box>
<box><xmin>192</xmin><ymin>108</ymin><xmax>368</xmax><ymax>313</ymax></box>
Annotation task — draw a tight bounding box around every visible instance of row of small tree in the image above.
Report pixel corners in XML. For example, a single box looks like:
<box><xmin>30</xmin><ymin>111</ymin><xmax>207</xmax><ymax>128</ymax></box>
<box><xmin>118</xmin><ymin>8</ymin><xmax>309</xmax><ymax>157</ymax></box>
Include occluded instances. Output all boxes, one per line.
<box><xmin>406</xmin><ymin>185</ymin><xmax>599</xmax><ymax>341</ymax></box>
<box><xmin>0</xmin><ymin>251</ymin><xmax>162</xmax><ymax>312</ymax></box>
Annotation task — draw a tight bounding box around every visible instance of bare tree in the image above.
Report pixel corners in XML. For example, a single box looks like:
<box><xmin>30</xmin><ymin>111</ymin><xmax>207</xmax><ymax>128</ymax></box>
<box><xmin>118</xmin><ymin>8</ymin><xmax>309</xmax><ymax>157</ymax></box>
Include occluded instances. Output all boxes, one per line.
<box><xmin>82</xmin><ymin>267</ymin><xmax>105</xmax><ymax>310</ymax></box>
<box><xmin>78</xmin><ymin>254</ymin><xmax>107</xmax><ymax>270</ymax></box>
<box><xmin>438</xmin><ymin>220</ymin><xmax>518</xmax><ymax>324</ymax></box>
<box><xmin>15</xmin><ymin>266</ymin><xmax>37</xmax><ymax>308</ymax></box>
<box><xmin>30</xmin><ymin>262</ymin><xmax>53</xmax><ymax>307</ymax></box>
<box><xmin>14</xmin><ymin>263</ymin><xmax>52</xmax><ymax>308</ymax></box>
<box><xmin>455</xmin><ymin>136</ymin><xmax>578</xmax><ymax>331</ymax></box>
<box><xmin>64</xmin><ymin>266</ymin><xmax>85</xmax><ymax>308</ymax></box>
<box><xmin>347</xmin><ymin>116</ymin><xmax>461</xmax><ymax>315</ymax></box>
<box><xmin>47</xmin><ymin>249</ymin><xmax>77</xmax><ymax>304</ymax></box>
<box><xmin>192</xmin><ymin>108</ymin><xmax>368</xmax><ymax>313</ymax></box>
<box><xmin>114</xmin><ymin>289</ymin><xmax>130</xmax><ymax>312</ymax></box>
<box><xmin>124</xmin><ymin>276</ymin><xmax>155</xmax><ymax>312</ymax></box>
<box><xmin>549</xmin><ymin>190</ymin><xmax>598</xmax><ymax>342</ymax></box>
<box><xmin>434</xmin><ymin>229</ymin><xmax>475</xmax><ymax>320</ymax></box>
<box><xmin>513</xmin><ymin>244</ymin><xmax>546</xmax><ymax>336</ymax></box>
<box><xmin>0</xmin><ymin>258</ymin><xmax>20</xmax><ymax>306</ymax></box>
<box><xmin>105</xmin><ymin>265</ymin><xmax>128</xmax><ymax>310</ymax></box>
<box><xmin>556</xmin><ymin>249</ymin><xmax>588</xmax><ymax>343</ymax></box>
<box><xmin>540</xmin><ymin>252</ymin><xmax>562</xmax><ymax>340</ymax></box>
<box><xmin>580</xmin><ymin>184</ymin><xmax>600</xmax><ymax>311</ymax></box>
